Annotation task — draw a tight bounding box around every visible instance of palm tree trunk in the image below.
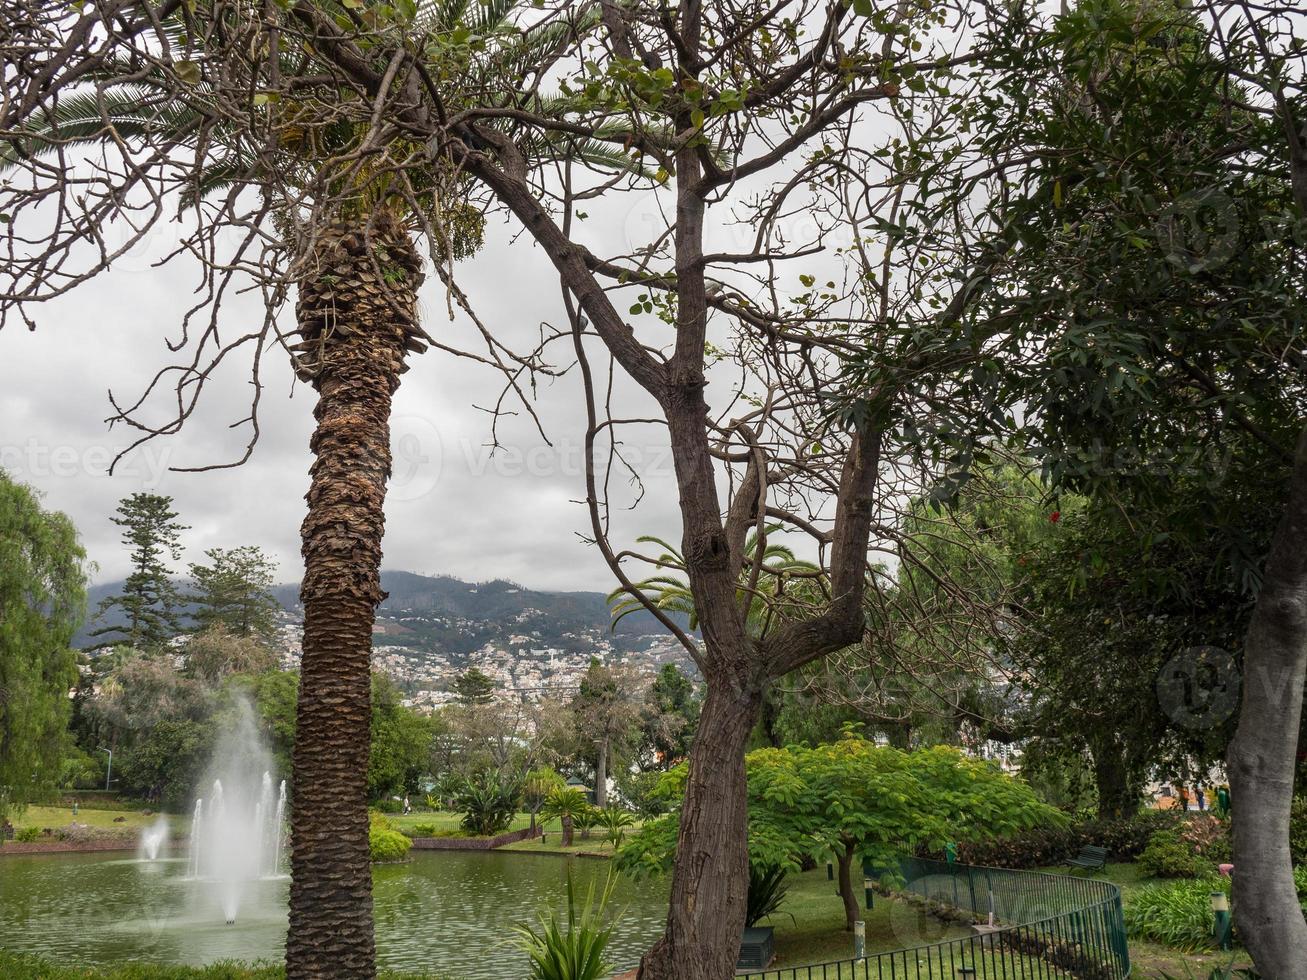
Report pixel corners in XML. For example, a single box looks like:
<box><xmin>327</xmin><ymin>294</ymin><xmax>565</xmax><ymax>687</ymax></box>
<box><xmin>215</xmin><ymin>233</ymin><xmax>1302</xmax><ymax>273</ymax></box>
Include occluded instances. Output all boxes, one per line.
<box><xmin>286</xmin><ymin>212</ymin><xmax>422</xmax><ymax>980</ymax></box>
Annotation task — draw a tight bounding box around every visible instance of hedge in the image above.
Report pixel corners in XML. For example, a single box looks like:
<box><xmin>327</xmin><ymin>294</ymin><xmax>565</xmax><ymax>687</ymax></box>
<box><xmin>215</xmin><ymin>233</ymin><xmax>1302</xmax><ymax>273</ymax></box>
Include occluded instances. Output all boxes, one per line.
<box><xmin>920</xmin><ymin>810</ymin><xmax>1182</xmax><ymax>869</ymax></box>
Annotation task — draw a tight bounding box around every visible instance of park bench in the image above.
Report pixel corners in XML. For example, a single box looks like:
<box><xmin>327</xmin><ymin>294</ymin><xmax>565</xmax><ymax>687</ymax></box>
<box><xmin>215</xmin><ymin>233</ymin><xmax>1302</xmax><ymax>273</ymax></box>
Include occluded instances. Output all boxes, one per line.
<box><xmin>1064</xmin><ymin>845</ymin><xmax>1109</xmax><ymax>873</ymax></box>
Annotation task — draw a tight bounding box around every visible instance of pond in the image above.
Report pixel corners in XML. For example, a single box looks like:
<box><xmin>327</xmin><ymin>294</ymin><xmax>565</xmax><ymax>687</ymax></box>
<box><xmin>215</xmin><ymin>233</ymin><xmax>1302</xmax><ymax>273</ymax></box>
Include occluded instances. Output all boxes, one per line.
<box><xmin>0</xmin><ymin>850</ymin><xmax>670</xmax><ymax>978</ymax></box>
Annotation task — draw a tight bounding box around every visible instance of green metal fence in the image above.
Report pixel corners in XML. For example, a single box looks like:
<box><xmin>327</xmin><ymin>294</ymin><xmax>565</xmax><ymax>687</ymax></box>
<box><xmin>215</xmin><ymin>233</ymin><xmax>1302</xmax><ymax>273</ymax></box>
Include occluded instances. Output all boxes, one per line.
<box><xmin>739</xmin><ymin>856</ymin><xmax>1130</xmax><ymax>980</ymax></box>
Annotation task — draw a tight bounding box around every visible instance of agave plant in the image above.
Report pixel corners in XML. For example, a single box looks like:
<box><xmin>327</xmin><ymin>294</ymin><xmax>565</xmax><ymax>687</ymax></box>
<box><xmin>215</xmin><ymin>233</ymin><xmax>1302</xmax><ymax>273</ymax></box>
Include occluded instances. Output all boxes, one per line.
<box><xmin>513</xmin><ymin>872</ymin><xmax>620</xmax><ymax>980</ymax></box>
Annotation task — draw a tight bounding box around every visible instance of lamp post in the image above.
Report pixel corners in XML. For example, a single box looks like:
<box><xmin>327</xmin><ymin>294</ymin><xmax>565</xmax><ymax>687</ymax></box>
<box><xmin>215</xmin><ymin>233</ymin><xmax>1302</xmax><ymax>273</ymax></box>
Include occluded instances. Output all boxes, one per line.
<box><xmin>99</xmin><ymin>747</ymin><xmax>112</xmax><ymax>791</ymax></box>
<box><xmin>1210</xmin><ymin>891</ymin><xmax>1232</xmax><ymax>951</ymax></box>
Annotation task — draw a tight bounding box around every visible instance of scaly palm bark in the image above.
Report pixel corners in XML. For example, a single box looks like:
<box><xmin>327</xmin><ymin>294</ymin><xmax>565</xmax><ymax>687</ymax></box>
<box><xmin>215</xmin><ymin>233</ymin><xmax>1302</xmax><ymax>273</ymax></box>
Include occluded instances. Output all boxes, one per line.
<box><xmin>287</xmin><ymin>209</ymin><xmax>423</xmax><ymax>979</ymax></box>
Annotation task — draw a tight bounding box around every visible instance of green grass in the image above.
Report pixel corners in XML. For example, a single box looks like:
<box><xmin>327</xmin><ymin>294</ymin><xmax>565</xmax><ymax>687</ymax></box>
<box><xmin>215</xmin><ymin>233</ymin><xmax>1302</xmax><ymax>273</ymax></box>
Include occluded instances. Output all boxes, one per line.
<box><xmin>9</xmin><ymin>806</ymin><xmax>184</xmax><ymax>835</ymax></box>
<box><xmin>385</xmin><ymin>810</ymin><xmax>532</xmax><ymax>836</ymax></box>
<box><xmin>500</xmin><ymin>826</ymin><xmax>627</xmax><ymax>856</ymax></box>
<box><xmin>0</xmin><ymin>952</ymin><xmax>440</xmax><ymax>979</ymax></box>
<box><xmin>1037</xmin><ymin>862</ymin><xmax>1254</xmax><ymax>977</ymax></box>
<box><xmin>760</xmin><ymin>866</ymin><xmax>972</xmax><ymax>969</ymax></box>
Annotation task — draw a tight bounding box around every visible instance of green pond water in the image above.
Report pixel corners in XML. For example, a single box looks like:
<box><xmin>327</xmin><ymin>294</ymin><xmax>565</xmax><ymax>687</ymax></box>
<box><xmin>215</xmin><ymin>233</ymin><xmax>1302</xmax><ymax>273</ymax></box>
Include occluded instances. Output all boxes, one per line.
<box><xmin>0</xmin><ymin>850</ymin><xmax>669</xmax><ymax>978</ymax></box>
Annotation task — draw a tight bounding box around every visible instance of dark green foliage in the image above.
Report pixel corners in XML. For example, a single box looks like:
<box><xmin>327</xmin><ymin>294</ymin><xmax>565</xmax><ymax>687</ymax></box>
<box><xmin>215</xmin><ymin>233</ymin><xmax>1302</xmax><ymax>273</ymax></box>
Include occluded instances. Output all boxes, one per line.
<box><xmin>452</xmin><ymin>667</ymin><xmax>496</xmax><ymax>705</ymax></box>
<box><xmin>937</xmin><ymin>810</ymin><xmax>1181</xmax><ymax>869</ymax></box>
<box><xmin>1139</xmin><ymin>830</ymin><xmax>1209</xmax><ymax>879</ymax></box>
<box><xmin>115</xmin><ymin>717</ymin><xmax>212</xmax><ymax>811</ymax></box>
<box><xmin>0</xmin><ymin>472</ymin><xmax>86</xmax><ymax>821</ymax></box>
<box><xmin>1126</xmin><ymin>878</ymin><xmax>1231</xmax><ymax>952</ymax></box>
<box><xmin>745</xmin><ymin>864</ymin><xmax>792</xmax><ymax>928</ymax></box>
<box><xmin>92</xmin><ymin>493</ymin><xmax>187</xmax><ymax>649</ymax></box>
<box><xmin>187</xmin><ymin>546</ymin><xmax>280</xmax><ymax>640</ymax></box>
<box><xmin>1291</xmin><ymin>796</ymin><xmax>1307</xmax><ymax>866</ymax></box>
<box><xmin>368</xmin><ymin>674</ymin><xmax>435</xmax><ymax>801</ymax></box>
<box><xmin>455</xmin><ymin>770</ymin><xmax>521</xmax><ymax>837</ymax></box>
<box><xmin>637</xmin><ymin>663</ymin><xmax>700</xmax><ymax>770</ymax></box>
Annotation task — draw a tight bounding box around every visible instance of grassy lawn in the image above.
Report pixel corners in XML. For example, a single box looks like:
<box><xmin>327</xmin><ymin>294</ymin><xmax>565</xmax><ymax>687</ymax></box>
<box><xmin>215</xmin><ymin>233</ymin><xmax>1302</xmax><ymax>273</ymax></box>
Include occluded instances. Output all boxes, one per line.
<box><xmin>1039</xmin><ymin>862</ymin><xmax>1254</xmax><ymax>978</ymax></box>
<box><xmin>500</xmin><ymin>825</ymin><xmax>627</xmax><ymax>856</ymax></box>
<box><xmin>10</xmin><ymin>805</ymin><xmax>185</xmax><ymax>835</ymax></box>
<box><xmin>761</xmin><ymin>866</ymin><xmax>972</xmax><ymax>969</ymax></box>
<box><xmin>385</xmin><ymin>810</ymin><xmax>531</xmax><ymax>836</ymax></box>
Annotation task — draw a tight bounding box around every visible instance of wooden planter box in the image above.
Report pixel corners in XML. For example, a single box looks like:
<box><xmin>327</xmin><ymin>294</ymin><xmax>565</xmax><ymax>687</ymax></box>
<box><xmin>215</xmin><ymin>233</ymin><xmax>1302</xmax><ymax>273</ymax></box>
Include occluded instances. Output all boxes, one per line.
<box><xmin>736</xmin><ymin>926</ymin><xmax>774</xmax><ymax>971</ymax></box>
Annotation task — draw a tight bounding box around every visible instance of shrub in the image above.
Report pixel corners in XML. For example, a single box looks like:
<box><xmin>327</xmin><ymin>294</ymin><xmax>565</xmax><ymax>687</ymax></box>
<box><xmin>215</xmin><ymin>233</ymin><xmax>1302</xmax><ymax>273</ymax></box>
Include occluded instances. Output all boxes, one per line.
<box><xmin>368</xmin><ymin>813</ymin><xmax>412</xmax><ymax>863</ymax></box>
<box><xmin>1290</xmin><ymin>796</ymin><xmax>1307</xmax><ymax>866</ymax></box>
<box><xmin>1138</xmin><ymin>830</ymin><xmax>1209</xmax><ymax>879</ymax></box>
<box><xmin>596</xmin><ymin>807</ymin><xmax>635</xmax><ymax>848</ymax></box>
<box><xmin>1180</xmin><ymin>814</ymin><xmax>1231</xmax><ymax>864</ymax></box>
<box><xmin>407</xmin><ymin>823</ymin><xmax>437</xmax><ymax>838</ymax></box>
<box><xmin>455</xmin><ymin>771</ymin><xmax>521</xmax><ymax>837</ymax></box>
<box><xmin>746</xmin><ymin>863</ymin><xmax>792</xmax><ymax>928</ymax></box>
<box><xmin>372</xmin><ymin>798</ymin><xmax>402</xmax><ymax>814</ymax></box>
<box><xmin>15</xmin><ymin>826</ymin><xmax>41</xmax><ymax>842</ymax></box>
<box><xmin>936</xmin><ymin>810</ymin><xmax>1182</xmax><ymax>869</ymax></box>
<box><xmin>1125</xmin><ymin>878</ymin><xmax>1230</xmax><ymax>951</ymax></box>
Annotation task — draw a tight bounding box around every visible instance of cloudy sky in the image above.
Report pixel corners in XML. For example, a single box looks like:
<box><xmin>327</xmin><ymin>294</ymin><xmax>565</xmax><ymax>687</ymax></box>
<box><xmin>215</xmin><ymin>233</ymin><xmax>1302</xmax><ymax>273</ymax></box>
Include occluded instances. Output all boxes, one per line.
<box><xmin>1</xmin><ymin>202</ymin><xmax>689</xmax><ymax>593</ymax></box>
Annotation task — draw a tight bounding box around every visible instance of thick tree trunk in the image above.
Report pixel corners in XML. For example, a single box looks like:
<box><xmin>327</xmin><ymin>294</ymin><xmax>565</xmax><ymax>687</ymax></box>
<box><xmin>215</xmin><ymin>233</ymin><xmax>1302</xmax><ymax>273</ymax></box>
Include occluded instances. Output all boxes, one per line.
<box><xmin>1091</xmin><ymin>741</ymin><xmax>1133</xmax><ymax>821</ymax></box>
<box><xmin>837</xmin><ymin>842</ymin><xmax>860</xmax><ymax>932</ymax></box>
<box><xmin>561</xmin><ymin>813</ymin><xmax>574</xmax><ymax>847</ymax></box>
<box><xmin>1228</xmin><ymin>427</ymin><xmax>1307</xmax><ymax>980</ymax></box>
<box><xmin>285</xmin><ymin>214</ymin><xmax>422</xmax><ymax>980</ymax></box>
<box><xmin>638</xmin><ymin>680</ymin><xmax>762</xmax><ymax>980</ymax></box>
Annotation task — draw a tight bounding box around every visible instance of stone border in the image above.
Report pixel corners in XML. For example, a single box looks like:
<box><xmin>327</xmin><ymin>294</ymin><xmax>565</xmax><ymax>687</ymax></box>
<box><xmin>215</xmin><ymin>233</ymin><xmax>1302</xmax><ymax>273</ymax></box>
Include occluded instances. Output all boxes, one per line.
<box><xmin>0</xmin><ymin>838</ymin><xmax>139</xmax><ymax>856</ymax></box>
<box><xmin>409</xmin><ymin>825</ymin><xmax>542</xmax><ymax>850</ymax></box>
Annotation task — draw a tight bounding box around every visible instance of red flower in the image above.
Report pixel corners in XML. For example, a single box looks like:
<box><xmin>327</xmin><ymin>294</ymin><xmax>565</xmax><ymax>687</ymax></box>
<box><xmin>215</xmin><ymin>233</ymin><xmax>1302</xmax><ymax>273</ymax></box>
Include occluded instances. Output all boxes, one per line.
<box><xmin>1049</xmin><ymin>510</ymin><xmax>1061</xmax><ymax>523</ymax></box>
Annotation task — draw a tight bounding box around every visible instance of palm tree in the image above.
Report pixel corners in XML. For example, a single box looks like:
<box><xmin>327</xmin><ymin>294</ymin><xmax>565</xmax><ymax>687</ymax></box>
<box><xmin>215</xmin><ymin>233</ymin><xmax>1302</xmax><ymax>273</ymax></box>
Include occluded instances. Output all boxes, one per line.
<box><xmin>2</xmin><ymin>3</ymin><xmax>636</xmax><ymax>974</ymax></box>
<box><xmin>609</xmin><ymin>527</ymin><xmax>825</xmax><ymax>639</ymax></box>
<box><xmin>540</xmin><ymin>786</ymin><xmax>590</xmax><ymax>847</ymax></box>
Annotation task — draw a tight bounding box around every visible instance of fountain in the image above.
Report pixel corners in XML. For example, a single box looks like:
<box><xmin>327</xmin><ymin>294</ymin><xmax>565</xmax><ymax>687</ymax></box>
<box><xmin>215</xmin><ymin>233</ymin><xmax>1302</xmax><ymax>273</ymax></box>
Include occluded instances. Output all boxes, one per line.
<box><xmin>187</xmin><ymin>698</ymin><xmax>289</xmax><ymax>924</ymax></box>
<box><xmin>137</xmin><ymin>815</ymin><xmax>170</xmax><ymax>862</ymax></box>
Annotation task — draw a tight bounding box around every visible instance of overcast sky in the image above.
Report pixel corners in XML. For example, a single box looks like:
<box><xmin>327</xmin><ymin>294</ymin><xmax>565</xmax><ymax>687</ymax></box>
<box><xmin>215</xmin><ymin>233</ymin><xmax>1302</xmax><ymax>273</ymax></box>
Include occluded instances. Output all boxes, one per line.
<box><xmin>1</xmin><ymin>203</ymin><xmax>689</xmax><ymax>593</ymax></box>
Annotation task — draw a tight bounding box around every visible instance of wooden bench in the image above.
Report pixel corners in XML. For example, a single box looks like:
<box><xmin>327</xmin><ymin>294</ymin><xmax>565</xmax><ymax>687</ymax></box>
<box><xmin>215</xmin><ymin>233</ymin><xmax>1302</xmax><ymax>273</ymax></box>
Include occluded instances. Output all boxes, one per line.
<box><xmin>1065</xmin><ymin>845</ymin><xmax>1109</xmax><ymax>873</ymax></box>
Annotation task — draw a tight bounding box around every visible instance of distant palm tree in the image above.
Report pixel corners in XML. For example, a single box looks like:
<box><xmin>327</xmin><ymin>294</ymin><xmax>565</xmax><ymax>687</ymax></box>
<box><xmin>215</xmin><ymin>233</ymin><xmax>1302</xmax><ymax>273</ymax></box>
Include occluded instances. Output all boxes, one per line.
<box><xmin>4</xmin><ymin>2</ymin><xmax>636</xmax><ymax>974</ymax></box>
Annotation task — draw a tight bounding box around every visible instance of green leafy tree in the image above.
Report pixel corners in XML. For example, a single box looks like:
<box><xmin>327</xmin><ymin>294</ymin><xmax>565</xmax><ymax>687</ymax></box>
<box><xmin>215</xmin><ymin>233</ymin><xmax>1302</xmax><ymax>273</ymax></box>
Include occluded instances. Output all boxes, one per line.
<box><xmin>0</xmin><ymin>472</ymin><xmax>87</xmax><ymax>823</ymax></box>
<box><xmin>637</xmin><ymin>664</ymin><xmax>700</xmax><ymax>771</ymax></box>
<box><xmin>899</xmin><ymin>2</ymin><xmax>1307</xmax><ymax>964</ymax></box>
<box><xmin>568</xmin><ymin>659</ymin><xmax>642</xmax><ymax>808</ymax></box>
<box><xmin>452</xmin><ymin>667</ymin><xmax>497</xmax><ymax>706</ymax></box>
<box><xmin>184</xmin><ymin>626</ymin><xmax>278</xmax><ymax>684</ymax></box>
<box><xmin>523</xmin><ymin>766</ymin><xmax>565</xmax><ymax>833</ymax></box>
<box><xmin>92</xmin><ymin>493</ymin><xmax>187</xmax><ymax>649</ymax></box>
<box><xmin>188</xmin><ymin>546</ymin><xmax>280</xmax><ymax>640</ymax></box>
<box><xmin>618</xmin><ymin>731</ymin><xmax>1062</xmax><ymax>932</ymax></box>
<box><xmin>368</xmin><ymin>674</ymin><xmax>435</xmax><ymax>801</ymax></box>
